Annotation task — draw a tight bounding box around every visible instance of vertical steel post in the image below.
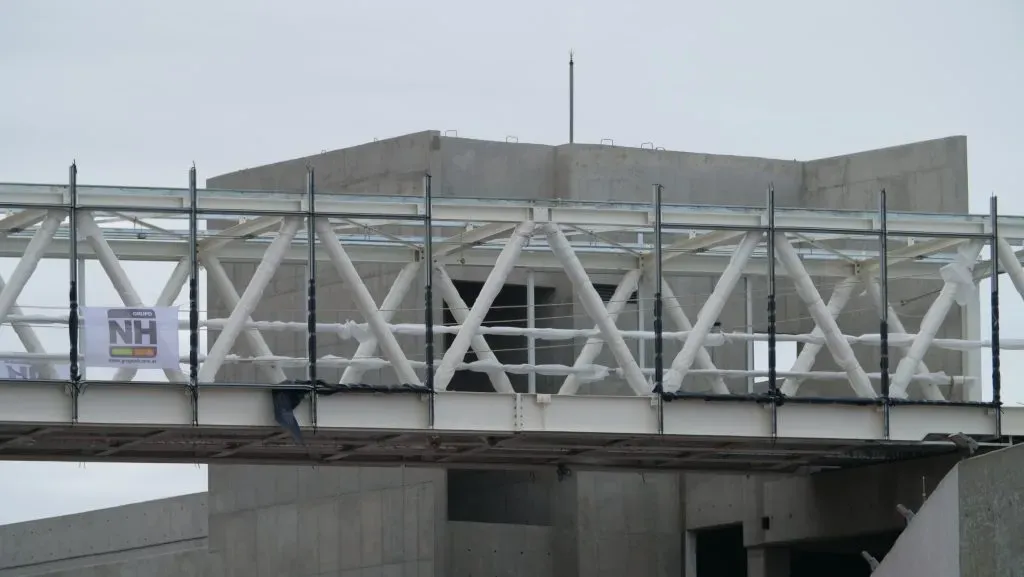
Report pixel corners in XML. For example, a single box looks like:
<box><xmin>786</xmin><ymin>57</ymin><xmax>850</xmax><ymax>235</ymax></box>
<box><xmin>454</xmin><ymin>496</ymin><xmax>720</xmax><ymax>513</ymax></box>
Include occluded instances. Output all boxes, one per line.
<box><xmin>880</xmin><ymin>188</ymin><xmax>891</xmax><ymax>438</ymax></box>
<box><xmin>424</xmin><ymin>174</ymin><xmax>435</xmax><ymax>426</ymax></box>
<box><xmin>990</xmin><ymin>195</ymin><xmax>1002</xmax><ymax>435</ymax></box>
<box><xmin>188</xmin><ymin>165</ymin><xmax>200</xmax><ymax>426</ymax></box>
<box><xmin>653</xmin><ymin>184</ymin><xmax>664</xmax><ymax>396</ymax></box>
<box><xmin>653</xmin><ymin>184</ymin><xmax>664</xmax><ymax>432</ymax></box>
<box><xmin>767</xmin><ymin>184</ymin><xmax>778</xmax><ymax>436</ymax></box>
<box><xmin>745</xmin><ymin>277</ymin><xmax>755</xmax><ymax>394</ymax></box>
<box><xmin>68</xmin><ymin>162</ymin><xmax>81</xmax><ymax>423</ymax></box>
<box><xmin>306</xmin><ymin>168</ymin><xmax>319</xmax><ymax>431</ymax></box>
<box><xmin>527</xmin><ymin>269</ymin><xmax>536</xmax><ymax>394</ymax></box>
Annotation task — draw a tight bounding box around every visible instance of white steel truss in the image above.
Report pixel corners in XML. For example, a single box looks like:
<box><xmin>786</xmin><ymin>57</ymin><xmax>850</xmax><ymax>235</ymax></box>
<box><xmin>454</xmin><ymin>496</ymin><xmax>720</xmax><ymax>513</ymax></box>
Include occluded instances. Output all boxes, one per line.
<box><xmin>0</xmin><ymin>178</ymin><xmax>1022</xmax><ymax>470</ymax></box>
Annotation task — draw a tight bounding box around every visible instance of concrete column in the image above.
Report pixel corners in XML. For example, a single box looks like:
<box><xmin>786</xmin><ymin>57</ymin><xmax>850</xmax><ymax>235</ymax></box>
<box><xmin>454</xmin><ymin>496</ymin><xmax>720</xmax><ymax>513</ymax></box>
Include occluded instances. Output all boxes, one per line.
<box><xmin>747</xmin><ymin>546</ymin><xmax>790</xmax><ymax>577</ymax></box>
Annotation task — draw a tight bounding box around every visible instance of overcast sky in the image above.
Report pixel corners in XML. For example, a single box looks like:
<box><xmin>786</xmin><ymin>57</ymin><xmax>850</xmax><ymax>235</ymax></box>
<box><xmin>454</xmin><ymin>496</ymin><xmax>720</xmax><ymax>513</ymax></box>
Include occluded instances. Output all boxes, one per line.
<box><xmin>0</xmin><ymin>0</ymin><xmax>1022</xmax><ymax>524</ymax></box>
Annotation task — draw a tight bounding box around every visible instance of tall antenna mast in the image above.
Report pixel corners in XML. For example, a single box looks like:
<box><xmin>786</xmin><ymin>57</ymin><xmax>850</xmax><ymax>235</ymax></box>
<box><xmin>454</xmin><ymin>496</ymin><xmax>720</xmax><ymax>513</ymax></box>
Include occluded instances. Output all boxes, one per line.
<box><xmin>569</xmin><ymin>50</ymin><xmax>575</xmax><ymax>144</ymax></box>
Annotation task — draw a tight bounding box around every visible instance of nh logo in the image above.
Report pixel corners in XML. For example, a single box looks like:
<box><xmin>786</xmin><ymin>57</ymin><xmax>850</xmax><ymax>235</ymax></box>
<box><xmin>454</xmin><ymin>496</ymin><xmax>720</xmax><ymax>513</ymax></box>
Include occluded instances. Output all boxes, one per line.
<box><xmin>4</xmin><ymin>364</ymin><xmax>41</xmax><ymax>380</ymax></box>
<box><xmin>108</xmin><ymin>308</ymin><xmax>159</xmax><ymax>359</ymax></box>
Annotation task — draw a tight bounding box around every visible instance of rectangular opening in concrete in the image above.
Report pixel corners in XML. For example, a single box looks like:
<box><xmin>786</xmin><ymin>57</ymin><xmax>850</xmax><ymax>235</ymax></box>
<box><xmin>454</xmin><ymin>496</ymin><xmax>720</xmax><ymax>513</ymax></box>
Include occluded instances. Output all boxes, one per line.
<box><xmin>694</xmin><ymin>524</ymin><xmax>746</xmax><ymax>577</ymax></box>
<box><xmin>789</xmin><ymin>530</ymin><xmax>899</xmax><ymax>577</ymax></box>
<box><xmin>446</xmin><ymin>469</ymin><xmax>554</xmax><ymax>526</ymax></box>
<box><xmin>443</xmin><ymin>280</ymin><xmax>554</xmax><ymax>393</ymax></box>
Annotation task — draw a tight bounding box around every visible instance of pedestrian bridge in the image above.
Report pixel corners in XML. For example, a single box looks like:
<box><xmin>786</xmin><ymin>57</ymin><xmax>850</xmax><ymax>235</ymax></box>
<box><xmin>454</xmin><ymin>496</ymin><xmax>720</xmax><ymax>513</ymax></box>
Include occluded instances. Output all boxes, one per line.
<box><xmin>0</xmin><ymin>168</ymin><xmax>1021</xmax><ymax>474</ymax></box>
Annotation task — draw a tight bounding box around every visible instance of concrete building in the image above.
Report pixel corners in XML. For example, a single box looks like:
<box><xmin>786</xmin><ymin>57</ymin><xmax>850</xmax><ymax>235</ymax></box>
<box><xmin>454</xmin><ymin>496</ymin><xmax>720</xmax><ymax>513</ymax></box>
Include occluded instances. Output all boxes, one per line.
<box><xmin>2</xmin><ymin>132</ymin><xmax>1021</xmax><ymax>576</ymax></box>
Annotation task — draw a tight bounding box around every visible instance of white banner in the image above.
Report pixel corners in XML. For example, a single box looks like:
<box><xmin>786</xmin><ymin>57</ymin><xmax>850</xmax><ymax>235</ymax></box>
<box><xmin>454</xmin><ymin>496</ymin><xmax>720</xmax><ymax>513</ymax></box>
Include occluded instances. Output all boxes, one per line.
<box><xmin>0</xmin><ymin>361</ymin><xmax>71</xmax><ymax>380</ymax></box>
<box><xmin>83</xmin><ymin>306</ymin><xmax>181</xmax><ymax>369</ymax></box>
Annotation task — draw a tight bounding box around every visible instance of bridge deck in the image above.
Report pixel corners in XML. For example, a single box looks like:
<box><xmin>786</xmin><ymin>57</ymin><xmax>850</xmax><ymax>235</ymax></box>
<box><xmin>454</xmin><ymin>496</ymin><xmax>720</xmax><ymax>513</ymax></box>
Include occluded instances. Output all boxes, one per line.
<box><xmin>0</xmin><ymin>386</ymin><xmax>1018</xmax><ymax>472</ymax></box>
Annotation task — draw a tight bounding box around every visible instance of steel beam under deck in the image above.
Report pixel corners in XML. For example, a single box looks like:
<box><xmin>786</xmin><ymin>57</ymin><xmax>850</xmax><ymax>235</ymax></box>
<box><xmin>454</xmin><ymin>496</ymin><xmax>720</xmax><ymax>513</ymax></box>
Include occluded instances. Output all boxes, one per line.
<box><xmin>0</xmin><ymin>387</ymin><xmax>1018</xmax><ymax>472</ymax></box>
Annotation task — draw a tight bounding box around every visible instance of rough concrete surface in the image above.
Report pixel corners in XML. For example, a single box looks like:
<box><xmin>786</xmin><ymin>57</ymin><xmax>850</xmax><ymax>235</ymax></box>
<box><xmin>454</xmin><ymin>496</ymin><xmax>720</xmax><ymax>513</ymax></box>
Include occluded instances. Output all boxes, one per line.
<box><xmin>958</xmin><ymin>443</ymin><xmax>1024</xmax><ymax>577</ymax></box>
<box><xmin>874</xmin><ymin>467</ymin><xmax>960</xmax><ymax>577</ymax></box>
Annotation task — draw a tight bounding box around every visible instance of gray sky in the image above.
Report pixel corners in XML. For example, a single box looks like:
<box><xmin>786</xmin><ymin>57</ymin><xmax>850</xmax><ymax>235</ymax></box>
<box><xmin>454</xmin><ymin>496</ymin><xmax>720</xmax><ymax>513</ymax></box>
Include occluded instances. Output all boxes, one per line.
<box><xmin>0</xmin><ymin>0</ymin><xmax>1022</xmax><ymax>524</ymax></box>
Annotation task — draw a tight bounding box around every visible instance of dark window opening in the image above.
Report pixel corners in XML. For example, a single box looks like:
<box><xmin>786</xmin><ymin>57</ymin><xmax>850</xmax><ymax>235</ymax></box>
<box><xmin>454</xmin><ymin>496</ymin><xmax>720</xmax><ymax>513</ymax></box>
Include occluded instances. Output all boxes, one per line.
<box><xmin>695</xmin><ymin>524</ymin><xmax>747</xmax><ymax>577</ymax></box>
<box><xmin>790</xmin><ymin>531</ymin><xmax>900</xmax><ymax>577</ymax></box>
<box><xmin>442</xmin><ymin>280</ymin><xmax>553</xmax><ymax>393</ymax></box>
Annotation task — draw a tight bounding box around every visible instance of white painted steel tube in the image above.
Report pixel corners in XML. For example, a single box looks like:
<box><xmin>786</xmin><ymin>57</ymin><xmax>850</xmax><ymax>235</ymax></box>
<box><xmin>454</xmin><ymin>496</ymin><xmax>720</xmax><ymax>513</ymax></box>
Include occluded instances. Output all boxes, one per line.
<box><xmin>864</xmin><ymin>281</ymin><xmax>944</xmax><ymax>401</ymax></box>
<box><xmin>775</xmin><ymin>234</ymin><xmax>875</xmax><ymax>398</ymax></box>
<box><xmin>0</xmin><ymin>275</ymin><xmax>60</xmax><ymax>380</ymax></box>
<box><xmin>340</xmin><ymin>261</ymin><xmax>421</xmax><ymax>385</ymax></box>
<box><xmin>664</xmin><ymin>231</ymin><xmax>763</xmax><ymax>392</ymax></box>
<box><xmin>559</xmin><ymin>269</ymin><xmax>641</xmax><ymax>395</ymax></box>
<box><xmin>545</xmin><ymin>222</ymin><xmax>649</xmax><ymax>396</ymax></box>
<box><xmin>199</xmin><ymin>218</ymin><xmax>300</xmax><ymax>383</ymax></box>
<box><xmin>435</xmin><ymin>221</ymin><xmax>534</xmax><ymax>391</ymax></box>
<box><xmin>0</xmin><ymin>212</ymin><xmax>62</xmax><ymax>326</ymax></box>
<box><xmin>316</xmin><ymin>218</ymin><xmax>421</xmax><ymax>386</ymax></box>
<box><xmin>779</xmin><ymin>276</ymin><xmax>860</xmax><ymax>397</ymax></box>
<box><xmin>890</xmin><ymin>242</ymin><xmax>984</xmax><ymax>398</ymax></box>
<box><xmin>435</xmin><ymin>264</ymin><xmax>515</xmax><ymax>393</ymax></box>
<box><xmin>200</xmin><ymin>254</ymin><xmax>288</xmax><ymax>384</ymax></box>
<box><xmin>996</xmin><ymin>237</ymin><xmax>1024</xmax><ymax>299</ymax></box>
<box><xmin>659</xmin><ymin>279</ymin><xmax>729</xmax><ymax>394</ymax></box>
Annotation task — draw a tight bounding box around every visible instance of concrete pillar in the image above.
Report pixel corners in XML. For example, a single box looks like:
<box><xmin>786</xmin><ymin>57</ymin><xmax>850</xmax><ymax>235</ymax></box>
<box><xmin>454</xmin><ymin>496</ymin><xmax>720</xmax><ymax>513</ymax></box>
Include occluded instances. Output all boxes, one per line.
<box><xmin>747</xmin><ymin>546</ymin><xmax>790</xmax><ymax>577</ymax></box>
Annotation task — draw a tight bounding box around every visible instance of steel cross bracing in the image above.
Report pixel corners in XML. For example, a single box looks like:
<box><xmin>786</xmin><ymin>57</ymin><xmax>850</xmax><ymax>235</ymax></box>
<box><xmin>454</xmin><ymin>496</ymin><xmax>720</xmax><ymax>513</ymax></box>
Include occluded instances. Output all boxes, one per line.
<box><xmin>0</xmin><ymin>173</ymin><xmax>1021</xmax><ymax>473</ymax></box>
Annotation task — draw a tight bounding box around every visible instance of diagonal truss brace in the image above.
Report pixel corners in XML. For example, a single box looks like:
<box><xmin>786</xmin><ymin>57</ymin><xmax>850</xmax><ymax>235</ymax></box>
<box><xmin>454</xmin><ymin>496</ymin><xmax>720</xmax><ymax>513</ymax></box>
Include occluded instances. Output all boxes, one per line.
<box><xmin>199</xmin><ymin>218</ymin><xmax>302</xmax><ymax>383</ymax></box>
<box><xmin>663</xmin><ymin>232</ymin><xmax>763</xmax><ymax>393</ymax></box>
<box><xmin>658</xmin><ymin>278</ymin><xmax>729</xmax><ymax>394</ymax></box>
<box><xmin>434</xmin><ymin>222</ymin><xmax>518</xmax><ymax>260</ymax></box>
<box><xmin>544</xmin><ymin>222</ymin><xmax>649</xmax><ymax>396</ymax></box>
<box><xmin>340</xmin><ymin>261</ymin><xmax>421</xmax><ymax>385</ymax></box>
<box><xmin>775</xmin><ymin>234</ymin><xmax>875</xmax><ymax>398</ymax></box>
<box><xmin>435</xmin><ymin>265</ymin><xmax>515</xmax><ymax>393</ymax></box>
<box><xmin>316</xmin><ymin>218</ymin><xmax>421</xmax><ymax>386</ymax></box>
<box><xmin>0</xmin><ymin>211</ymin><xmax>64</xmax><ymax>379</ymax></box>
<box><xmin>559</xmin><ymin>269</ymin><xmax>641</xmax><ymax>395</ymax></box>
<box><xmin>890</xmin><ymin>241</ymin><xmax>984</xmax><ymax>398</ymax></box>
<box><xmin>79</xmin><ymin>214</ymin><xmax>188</xmax><ymax>384</ymax></box>
<box><xmin>779</xmin><ymin>276</ymin><xmax>860</xmax><ymax>397</ymax></box>
<box><xmin>202</xmin><ymin>254</ymin><xmax>288</xmax><ymax>384</ymax></box>
<box><xmin>436</xmin><ymin>222</ymin><xmax>535</xmax><ymax>391</ymax></box>
<box><xmin>864</xmin><ymin>280</ymin><xmax>944</xmax><ymax>401</ymax></box>
<box><xmin>995</xmin><ymin>237</ymin><xmax>1024</xmax><ymax>301</ymax></box>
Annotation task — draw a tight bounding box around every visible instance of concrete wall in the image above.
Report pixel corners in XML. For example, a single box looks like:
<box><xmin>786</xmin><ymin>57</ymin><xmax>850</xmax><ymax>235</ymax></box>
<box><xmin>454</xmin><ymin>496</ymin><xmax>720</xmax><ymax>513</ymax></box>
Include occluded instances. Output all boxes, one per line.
<box><xmin>0</xmin><ymin>493</ymin><xmax>207</xmax><ymax>577</ymax></box>
<box><xmin>874</xmin><ymin>467</ymin><xmax>960</xmax><ymax>577</ymax></box>
<box><xmin>207</xmin><ymin>464</ymin><xmax>445</xmax><ymax>576</ymax></box>
<box><xmin>448</xmin><ymin>522</ymin><xmax>554</xmax><ymax>576</ymax></box>
<box><xmin>958</xmin><ymin>443</ymin><xmax>1024</xmax><ymax>576</ymax></box>
<box><xmin>574</xmin><ymin>471</ymin><xmax>682</xmax><ymax>577</ymax></box>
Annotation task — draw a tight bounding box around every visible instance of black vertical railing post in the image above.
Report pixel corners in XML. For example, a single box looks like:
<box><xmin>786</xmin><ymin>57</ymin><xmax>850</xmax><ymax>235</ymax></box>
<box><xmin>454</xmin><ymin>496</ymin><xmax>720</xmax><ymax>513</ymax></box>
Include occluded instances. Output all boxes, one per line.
<box><xmin>68</xmin><ymin>162</ymin><xmax>81</xmax><ymax>424</ymax></box>
<box><xmin>652</xmin><ymin>184</ymin><xmax>665</xmax><ymax>432</ymax></box>
<box><xmin>188</xmin><ymin>165</ymin><xmax>200</xmax><ymax>426</ymax></box>
<box><xmin>424</xmin><ymin>174</ymin><xmax>435</xmax><ymax>427</ymax></box>
<box><xmin>990</xmin><ymin>195</ymin><xmax>1002</xmax><ymax>436</ymax></box>
<box><xmin>766</xmin><ymin>184</ymin><xmax>779</xmax><ymax>437</ymax></box>
<box><xmin>306</xmin><ymin>167</ymin><xmax>319</xmax><ymax>432</ymax></box>
<box><xmin>879</xmin><ymin>188</ymin><xmax>891</xmax><ymax>439</ymax></box>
